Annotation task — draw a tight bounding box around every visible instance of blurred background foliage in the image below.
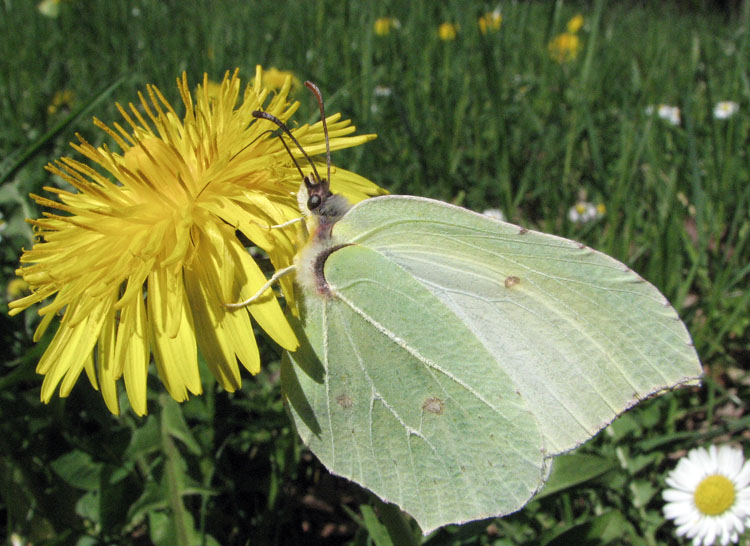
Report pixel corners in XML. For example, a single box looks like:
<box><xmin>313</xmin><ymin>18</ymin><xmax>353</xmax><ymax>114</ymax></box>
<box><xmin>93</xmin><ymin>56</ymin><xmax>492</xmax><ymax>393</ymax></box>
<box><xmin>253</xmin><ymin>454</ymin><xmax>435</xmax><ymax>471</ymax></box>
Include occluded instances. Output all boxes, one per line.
<box><xmin>1</xmin><ymin>0</ymin><xmax>749</xmax><ymax>544</ymax></box>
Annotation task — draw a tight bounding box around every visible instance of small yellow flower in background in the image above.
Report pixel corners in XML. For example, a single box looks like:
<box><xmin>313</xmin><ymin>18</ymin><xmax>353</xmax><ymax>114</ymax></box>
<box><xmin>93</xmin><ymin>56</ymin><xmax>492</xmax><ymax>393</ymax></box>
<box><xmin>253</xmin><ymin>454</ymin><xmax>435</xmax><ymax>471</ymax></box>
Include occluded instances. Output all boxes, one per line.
<box><xmin>200</xmin><ymin>79</ymin><xmax>224</xmax><ymax>102</ymax></box>
<box><xmin>9</xmin><ymin>66</ymin><xmax>384</xmax><ymax>416</ymax></box>
<box><xmin>47</xmin><ymin>89</ymin><xmax>75</xmax><ymax>115</ymax></box>
<box><xmin>37</xmin><ymin>0</ymin><xmax>62</xmax><ymax>17</ymax></box>
<box><xmin>7</xmin><ymin>278</ymin><xmax>30</xmax><ymax>301</ymax></box>
<box><xmin>478</xmin><ymin>9</ymin><xmax>502</xmax><ymax>34</ymax></box>
<box><xmin>548</xmin><ymin>32</ymin><xmax>582</xmax><ymax>63</ymax></box>
<box><xmin>254</xmin><ymin>67</ymin><xmax>301</xmax><ymax>92</ymax></box>
<box><xmin>374</xmin><ymin>17</ymin><xmax>400</xmax><ymax>36</ymax></box>
<box><xmin>567</xmin><ymin>14</ymin><xmax>584</xmax><ymax>33</ymax></box>
<box><xmin>438</xmin><ymin>22</ymin><xmax>458</xmax><ymax>41</ymax></box>
<box><xmin>663</xmin><ymin>445</ymin><xmax>750</xmax><ymax>545</ymax></box>
<box><xmin>714</xmin><ymin>101</ymin><xmax>739</xmax><ymax>120</ymax></box>
<box><xmin>549</xmin><ymin>15</ymin><xmax>584</xmax><ymax>63</ymax></box>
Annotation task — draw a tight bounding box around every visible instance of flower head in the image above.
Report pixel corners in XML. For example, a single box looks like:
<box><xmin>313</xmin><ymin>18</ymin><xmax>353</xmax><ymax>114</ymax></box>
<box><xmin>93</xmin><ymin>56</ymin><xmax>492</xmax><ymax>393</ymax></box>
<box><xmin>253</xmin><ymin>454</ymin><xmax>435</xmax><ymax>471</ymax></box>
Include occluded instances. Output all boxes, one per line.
<box><xmin>48</xmin><ymin>89</ymin><xmax>75</xmax><ymax>115</ymax></box>
<box><xmin>663</xmin><ymin>445</ymin><xmax>750</xmax><ymax>545</ymax></box>
<box><xmin>714</xmin><ymin>101</ymin><xmax>739</xmax><ymax>120</ymax></box>
<box><xmin>253</xmin><ymin>67</ymin><xmax>301</xmax><ymax>92</ymax></box>
<box><xmin>478</xmin><ymin>10</ymin><xmax>502</xmax><ymax>34</ymax></box>
<box><xmin>548</xmin><ymin>32</ymin><xmax>582</xmax><ymax>63</ymax></box>
<box><xmin>647</xmin><ymin>104</ymin><xmax>682</xmax><ymax>126</ymax></box>
<box><xmin>567</xmin><ymin>14</ymin><xmax>584</xmax><ymax>33</ymax></box>
<box><xmin>7</xmin><ymin>278</ymin><xmax>30</xmax><ymax>301</ymax></box>
<box><xmin>37</xmin><ymin>0</ymin><xmax>63</xmax><ymax>17</ymax></box>
<box><xmin>10</xmin><ymin>67</ymin><xmax>383</xmax><ymax>416</ymax></box>
<box><xmin>568</xmin><ymin>200</ymin><xmax>605</xmax><ymax>224</ymax></box>
<box><xmin>482</xmin><ymin>208</ymin><xmax>506</xmax><ymax>222</ymax></box>
<box><xmin>374</xmin><ymin>17</ymin><xmax>400</xmax><ymax>36</ymax></box>
<box><xmin>438</xmin><ymin>22</ymin><xmax>458</xmax><ymax>41</ymax></box>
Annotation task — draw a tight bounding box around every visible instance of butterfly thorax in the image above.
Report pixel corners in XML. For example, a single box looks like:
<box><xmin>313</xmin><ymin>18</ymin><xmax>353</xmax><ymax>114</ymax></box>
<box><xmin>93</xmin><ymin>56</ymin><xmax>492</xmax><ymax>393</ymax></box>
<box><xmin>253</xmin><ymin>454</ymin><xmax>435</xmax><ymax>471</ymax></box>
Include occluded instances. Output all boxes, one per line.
<box><xmin>294</xmin><ymin>177</ymin><xmax>353</xmax><ymax>298</ymax></box>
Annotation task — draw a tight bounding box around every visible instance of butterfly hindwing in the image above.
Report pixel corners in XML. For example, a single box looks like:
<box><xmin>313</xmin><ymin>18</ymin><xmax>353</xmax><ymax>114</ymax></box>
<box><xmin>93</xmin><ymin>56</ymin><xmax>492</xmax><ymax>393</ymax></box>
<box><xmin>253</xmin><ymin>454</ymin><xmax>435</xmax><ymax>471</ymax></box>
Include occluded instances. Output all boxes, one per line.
<box><xmin>284</xmin><ymin>241</ymin><xmax>547</xmax><ymax>534</ymax></box>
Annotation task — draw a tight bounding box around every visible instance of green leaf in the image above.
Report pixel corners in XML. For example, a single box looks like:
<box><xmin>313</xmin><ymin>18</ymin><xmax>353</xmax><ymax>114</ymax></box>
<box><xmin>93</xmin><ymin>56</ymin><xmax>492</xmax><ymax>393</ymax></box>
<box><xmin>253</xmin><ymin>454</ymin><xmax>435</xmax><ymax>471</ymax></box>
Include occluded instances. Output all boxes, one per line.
<box><xmin>161</xmin><ymin>395</ymin><xmax>201</xmax><ymax>455</ymax></box>
<box><xmin>542</xmin><ymin>511</ymin><xmax>643</xmax><ymax>546</ymax></box>
<box><xmin>359</xmin><ymin>505</ymin><xmax>394</xmax><ymax>546</ymax></box>
<box><xmin>536</xmin><ymin>454</ymin><xmax>619</xmax><ymax>500</ymax></box>
<box><xmin>631</xmin><ymin>479</ymin><xmax>660</xmax><ymax>508</ymax></box>
<box><xmin>51</xmin><ymin>450</ymin><xmax>103</xmax><ymax>491</ymax></box>
<box><xmin>124</xmin><ymin>415</ymin><xmax>160</xmax><ymax>459</ymax></box>
<box><xmin>128</xmin><ymin>481</ymin><xmax>167</xmax><ymax>523</ymax></box>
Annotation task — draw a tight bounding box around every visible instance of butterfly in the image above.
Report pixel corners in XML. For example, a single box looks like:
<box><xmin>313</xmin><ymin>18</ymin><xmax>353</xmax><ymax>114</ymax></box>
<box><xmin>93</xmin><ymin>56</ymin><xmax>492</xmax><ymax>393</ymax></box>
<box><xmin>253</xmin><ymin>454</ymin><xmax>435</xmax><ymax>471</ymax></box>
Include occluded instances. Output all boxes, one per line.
<box><xmin>231</xmin><ymin>82</ymin><xmax>702</xmax><ymax>534</ymax></box>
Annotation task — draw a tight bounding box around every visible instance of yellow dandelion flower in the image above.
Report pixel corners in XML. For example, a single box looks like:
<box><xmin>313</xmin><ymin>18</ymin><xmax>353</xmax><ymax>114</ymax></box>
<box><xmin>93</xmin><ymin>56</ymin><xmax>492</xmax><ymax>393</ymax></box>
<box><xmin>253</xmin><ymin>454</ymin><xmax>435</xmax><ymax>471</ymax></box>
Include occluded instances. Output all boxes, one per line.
<box><xmin>9</xmin><ymin>66</ymin><xmax>384</xmax><ymax>416</ymax></box>
<box><xmin>438</xmin><ymin>22</ymin><xmax>458</xmax><ymax>41</ymax></box>
<box><xmin>254</xmin><ymin>67</ymin><xmax>301</xmax><ymax>92</ymax></box>
<box><xmin>200</xmin><ymin>79</ymin><xmax>224</xmax><ymax>101</ymax></box>
<box><xmin>548</xmin><ymin>32</ymin><xmax>582</xmax><ymax>63</ymax></box>
<box><xmin>374</xmin><ymin>17</ymin><xmax>400</xmax><ymax>36</ymax></box>
<box><xmin>478</xmin><ymin>10</ymin><xmax>502</xmax><ymax>34</ymax></box>
<box><xmin>48</xmin><ymin>89</ymin><xmax>75</xmax><ymax>115</ymax></box>
<box><xmin>7</xmin><ymin>278</ymin><xmax>30</xmax><ymax>301</ymax></box>
<box><xmin>567</xmin><ymin>14</ymin><xmax>584</xmax><ymax>34</ymax></box>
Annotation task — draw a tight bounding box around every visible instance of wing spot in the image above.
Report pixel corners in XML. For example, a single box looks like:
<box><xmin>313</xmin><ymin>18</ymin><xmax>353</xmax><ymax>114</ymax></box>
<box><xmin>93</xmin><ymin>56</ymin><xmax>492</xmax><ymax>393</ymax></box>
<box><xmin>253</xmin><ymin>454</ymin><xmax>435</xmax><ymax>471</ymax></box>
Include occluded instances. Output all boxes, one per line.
<box><xmin>422</xmin><ymin>397</ymin><xmax>445</xmax><ymax>415</ymax></box>
<box><xmin>336</xmin><ymin>394</ymin><xmax>354</xmax><ymax>408</ymax></box>
<box><xmin>504</xmin><ymin>275</ymin><xmax>521</xmax><ymax>288</ymax></box>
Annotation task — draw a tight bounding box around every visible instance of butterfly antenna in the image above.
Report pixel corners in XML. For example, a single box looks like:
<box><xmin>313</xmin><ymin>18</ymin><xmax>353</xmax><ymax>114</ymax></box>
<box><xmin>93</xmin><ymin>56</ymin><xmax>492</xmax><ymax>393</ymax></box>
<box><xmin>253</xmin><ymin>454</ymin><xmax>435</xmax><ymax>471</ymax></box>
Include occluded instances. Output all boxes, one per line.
<box><xmin>251</xmin><ymin>110</ymin><xmax>322</xmax><ymax>184</ymax></box>
<box><xmin>305</xmin><ymin>81</ymin><xmax>331</xmax><ymax>185</ymax></box>
<box><xmin>275</xmin><ymin>134</ymin><xmax>306</xmax><ymax>181</ymax></box>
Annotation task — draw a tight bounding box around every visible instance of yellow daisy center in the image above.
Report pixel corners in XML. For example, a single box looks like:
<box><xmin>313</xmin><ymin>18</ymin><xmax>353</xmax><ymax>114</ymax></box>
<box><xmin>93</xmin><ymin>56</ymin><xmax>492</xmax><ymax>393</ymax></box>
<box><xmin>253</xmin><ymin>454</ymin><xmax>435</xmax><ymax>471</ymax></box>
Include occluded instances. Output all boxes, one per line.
<box><xmin>694</xmin><ymin>474</ymin><xmax>735</xmax><ymax>516</ymax></box>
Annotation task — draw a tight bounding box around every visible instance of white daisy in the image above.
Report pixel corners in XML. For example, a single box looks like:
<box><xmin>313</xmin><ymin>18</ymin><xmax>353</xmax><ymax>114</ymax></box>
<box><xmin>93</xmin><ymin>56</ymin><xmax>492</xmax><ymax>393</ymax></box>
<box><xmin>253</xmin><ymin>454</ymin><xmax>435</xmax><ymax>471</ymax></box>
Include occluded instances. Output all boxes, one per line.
<box><xmin>714</xmin><ymin>101</ymin><xmax>739</xmax><ymax>120</ymax></box>
<box><xmin>658</xmin><ymin>105</ymin><xmax>682</xmax><ymax>126</ymax></box>
<box><xmin>663</xmin><ymin>445</ymin><xmax>750</xmax><ymax>546</ymax></box>
<box><xmin>374</xmin><ymin>85</ymin><xmax>393</xmax><ymax>98</ymax></box>
<box><xmin>646</xmin><ymin>104</ymin><xmax>682</xmax><ymax>126</ymax></box>
<box><xmin>567</xmin><ymin>201</ymin><xmax>605</xmax><ymax>224</ymax></box>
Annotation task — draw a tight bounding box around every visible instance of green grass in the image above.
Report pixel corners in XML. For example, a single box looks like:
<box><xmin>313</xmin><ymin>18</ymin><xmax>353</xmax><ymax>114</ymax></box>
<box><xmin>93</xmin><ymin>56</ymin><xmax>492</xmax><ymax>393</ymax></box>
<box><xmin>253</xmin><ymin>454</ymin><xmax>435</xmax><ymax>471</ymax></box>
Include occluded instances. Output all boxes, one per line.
<box><xmin>1</xmin><ymin>1</ymin><xmax>749</xmax><ymax>544</ymax></box>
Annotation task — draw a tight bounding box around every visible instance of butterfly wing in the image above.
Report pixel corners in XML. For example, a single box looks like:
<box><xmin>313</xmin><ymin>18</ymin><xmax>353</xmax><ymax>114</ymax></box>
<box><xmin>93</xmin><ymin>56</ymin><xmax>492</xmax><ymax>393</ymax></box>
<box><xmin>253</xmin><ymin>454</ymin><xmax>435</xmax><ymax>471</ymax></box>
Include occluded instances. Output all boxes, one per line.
<box><xmin>283</xmin><ymin>195</ymin><xmax>701</xmax><ymax>532</ymax></box>
<box><xmin>329</xmin><ymin>195</ymin><xmax>702</xmax><ymax>455</ymax></box>
<box><xmin>283</xmin><ymin>240</ymin><xmax>547</xmax><ymax>534</ymax></box>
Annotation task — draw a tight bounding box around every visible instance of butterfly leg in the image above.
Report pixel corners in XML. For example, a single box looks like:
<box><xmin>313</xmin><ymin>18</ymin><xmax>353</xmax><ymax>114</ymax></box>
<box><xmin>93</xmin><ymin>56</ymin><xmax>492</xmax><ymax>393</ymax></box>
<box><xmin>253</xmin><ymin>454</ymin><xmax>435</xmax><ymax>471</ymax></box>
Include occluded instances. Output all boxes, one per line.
<box><xmin>265</xmin><ymin>217</ymin><xmax>303</xmax><ymax>229</ymax></box>
<box><xmin>224</xmin><ymin>265</ymin><xmax>297</xmax><ymax>309</ymax></box>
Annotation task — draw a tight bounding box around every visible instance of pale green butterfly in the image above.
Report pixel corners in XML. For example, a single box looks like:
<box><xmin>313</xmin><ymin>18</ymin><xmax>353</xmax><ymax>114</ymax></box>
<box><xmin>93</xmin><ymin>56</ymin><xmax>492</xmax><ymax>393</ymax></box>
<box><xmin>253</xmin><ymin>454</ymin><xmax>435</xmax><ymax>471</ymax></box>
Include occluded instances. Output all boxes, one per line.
<box><xmin>231</xmin><ymin>83</ymin><xmax>702</xmax><ymax>534</ymax></box>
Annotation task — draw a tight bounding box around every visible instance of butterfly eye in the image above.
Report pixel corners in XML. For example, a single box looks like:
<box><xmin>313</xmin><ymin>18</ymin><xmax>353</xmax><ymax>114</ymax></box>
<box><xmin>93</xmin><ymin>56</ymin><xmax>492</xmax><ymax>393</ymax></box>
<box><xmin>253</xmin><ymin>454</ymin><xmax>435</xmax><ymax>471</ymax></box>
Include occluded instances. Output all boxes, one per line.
<box><xmin>308</xmin><ymin>194</ymin><xmax>322</xmax><ymax>210</ymax></box>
